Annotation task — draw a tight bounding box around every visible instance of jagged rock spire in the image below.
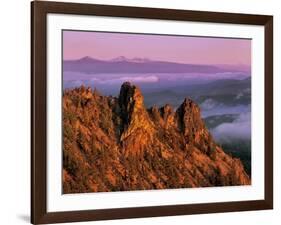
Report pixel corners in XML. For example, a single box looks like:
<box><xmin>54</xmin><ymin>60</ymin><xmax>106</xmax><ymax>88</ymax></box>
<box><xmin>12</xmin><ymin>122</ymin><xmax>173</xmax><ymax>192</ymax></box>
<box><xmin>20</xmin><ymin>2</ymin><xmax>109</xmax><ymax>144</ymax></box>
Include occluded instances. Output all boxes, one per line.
<box><xmin>118</xmin><ymin>82</ymin><xmax>144</xmax><ymax>119</ymax></box>
<box><xmin>176</xmin><ymin>98</ymin><xmax>204</xmax><ymax>138</ymax></box>
<box><xmin>118</xmin><ymin>82</ymin><xmax>155</xmax><ymax>156</ymax></box>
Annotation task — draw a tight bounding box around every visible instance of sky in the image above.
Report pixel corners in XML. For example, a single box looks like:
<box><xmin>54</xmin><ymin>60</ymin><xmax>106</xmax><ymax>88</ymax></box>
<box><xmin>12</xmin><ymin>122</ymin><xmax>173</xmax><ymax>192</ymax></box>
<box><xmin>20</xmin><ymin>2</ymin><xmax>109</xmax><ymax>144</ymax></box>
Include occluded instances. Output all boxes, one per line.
<box><xmin>63</xmin><ymin>30</ymin><xmax>251</xmax><ymax>66</ymax></box>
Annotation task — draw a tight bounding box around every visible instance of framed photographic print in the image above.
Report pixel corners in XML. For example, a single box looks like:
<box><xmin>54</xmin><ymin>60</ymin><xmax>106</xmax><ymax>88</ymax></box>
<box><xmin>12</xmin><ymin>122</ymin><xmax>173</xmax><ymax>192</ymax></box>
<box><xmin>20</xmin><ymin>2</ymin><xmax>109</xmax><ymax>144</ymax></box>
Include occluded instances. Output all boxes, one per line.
<box><xmin>31</xmin><ymin>1</ymin><xmax>273</xmax><ymax>224</ymax></box>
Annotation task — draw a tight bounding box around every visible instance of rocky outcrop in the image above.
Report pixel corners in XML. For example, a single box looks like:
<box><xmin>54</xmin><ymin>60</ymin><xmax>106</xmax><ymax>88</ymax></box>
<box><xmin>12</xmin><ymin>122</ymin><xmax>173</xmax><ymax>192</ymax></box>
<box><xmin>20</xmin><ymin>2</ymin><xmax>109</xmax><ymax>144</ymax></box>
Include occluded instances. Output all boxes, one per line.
<box><xmin>63</xmin><ymin>82</ymin><xmax>251</xmax><ymax>193</ymax></box>
<box><xmin>118</xmin><ymin>82</ymin><xmax>156</xmax><ymax>157</ymax></box>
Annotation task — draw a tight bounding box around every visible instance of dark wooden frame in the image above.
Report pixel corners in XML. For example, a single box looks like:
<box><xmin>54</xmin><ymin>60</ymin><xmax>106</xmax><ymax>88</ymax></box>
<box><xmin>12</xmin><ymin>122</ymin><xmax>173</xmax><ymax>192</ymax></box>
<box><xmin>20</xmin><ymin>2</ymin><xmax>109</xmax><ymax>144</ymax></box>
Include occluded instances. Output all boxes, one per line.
<box><xmin>31</xmin><ymin>1</ymin><xmax>273</xmax><ymax>224</ymax></box>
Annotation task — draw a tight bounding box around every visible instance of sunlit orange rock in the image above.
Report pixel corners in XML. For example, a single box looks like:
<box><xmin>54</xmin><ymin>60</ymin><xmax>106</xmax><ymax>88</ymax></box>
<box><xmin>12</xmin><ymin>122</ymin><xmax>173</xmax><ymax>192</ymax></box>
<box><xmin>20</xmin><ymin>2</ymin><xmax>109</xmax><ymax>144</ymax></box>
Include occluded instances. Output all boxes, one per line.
<box><xmin>63</xmin><ymin>82</ymin><xmax>250</xmax><ymax>194</ymax></box>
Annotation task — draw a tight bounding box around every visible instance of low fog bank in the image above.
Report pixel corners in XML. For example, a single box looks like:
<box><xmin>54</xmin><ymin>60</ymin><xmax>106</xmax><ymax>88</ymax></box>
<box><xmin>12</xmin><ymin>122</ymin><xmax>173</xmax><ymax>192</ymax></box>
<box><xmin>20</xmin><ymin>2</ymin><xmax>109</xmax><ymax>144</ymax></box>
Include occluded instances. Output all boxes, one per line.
<box><xmin>210</xmin><ymin>112</ymin><xmax>251</xmax><ymax>143</ymax></box>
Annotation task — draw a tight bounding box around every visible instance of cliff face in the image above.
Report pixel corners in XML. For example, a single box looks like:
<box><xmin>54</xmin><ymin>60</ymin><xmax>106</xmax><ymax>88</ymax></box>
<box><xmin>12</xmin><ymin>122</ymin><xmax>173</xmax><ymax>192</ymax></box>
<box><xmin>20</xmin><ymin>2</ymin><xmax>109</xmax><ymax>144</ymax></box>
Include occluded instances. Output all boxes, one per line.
<box><xmin>63</xmin><ymin>82</ymin><xmax>250</xmax><ymax>193</ymax></box>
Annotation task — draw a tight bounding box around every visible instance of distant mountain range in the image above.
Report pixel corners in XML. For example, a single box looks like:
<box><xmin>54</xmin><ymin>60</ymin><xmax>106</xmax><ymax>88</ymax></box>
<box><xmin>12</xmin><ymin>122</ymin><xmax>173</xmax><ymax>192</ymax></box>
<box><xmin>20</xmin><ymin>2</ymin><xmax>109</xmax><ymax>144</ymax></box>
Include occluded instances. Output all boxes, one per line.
<box><xmin>63</xmin><ymin>56</ymin><xmax>248</xmax><ymax>74</ymax></box>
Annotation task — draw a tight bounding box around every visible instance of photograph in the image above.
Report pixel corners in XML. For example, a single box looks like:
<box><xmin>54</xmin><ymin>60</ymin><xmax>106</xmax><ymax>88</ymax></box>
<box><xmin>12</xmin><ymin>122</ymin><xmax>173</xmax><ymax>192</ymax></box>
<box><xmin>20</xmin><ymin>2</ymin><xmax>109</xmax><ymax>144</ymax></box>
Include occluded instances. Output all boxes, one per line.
<box><xmin>62</xmin><ymin>30</ymin><xmax>252</xmax><ymax>194</ymax></box>
<box><xmin>30</xmin><ymin>1</ymin><xmax>273</xmax><ymax>223</ymax></box>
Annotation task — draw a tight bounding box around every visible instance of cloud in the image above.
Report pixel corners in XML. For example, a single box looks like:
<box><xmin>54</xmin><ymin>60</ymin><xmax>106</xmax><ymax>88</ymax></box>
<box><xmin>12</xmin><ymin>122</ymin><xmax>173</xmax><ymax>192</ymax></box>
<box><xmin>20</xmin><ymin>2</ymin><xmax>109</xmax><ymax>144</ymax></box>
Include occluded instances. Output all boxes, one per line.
<box><xmin>210</xmin><ymin>112</ymin><xmax>251</xmax><ymax>142</ymax></box>
<box><xmin>200</xmin><ymin>98</ymin><xmax>250</xmax><ymax>117</ymax></box>
<box><xmin>201</xmin><ymin>99</ymin><xmax>219</xmax><ymax>110</ymax></box>
<box><xmin>235</xmin><ymin>88</ymin><xmax>251</xmax><ymax>99</ymax></box>
<box><xmin>64</xmin><ymin>80</ymin><xmax>85</xmax><ymax>88</ymax></box>
<box><xmin>120</xmin><ymin>76</ymin><xmax>159</xmax><ymax>83</ymax></box>
<box><xmin>90</xmin><ymin>75</ymin><xmax>159</xmax><ymax>84</ymax></box>
<box><xmin>214</xmin><ymin>72</ymin><xmax>249</xmax><ymax>79</ymax></box>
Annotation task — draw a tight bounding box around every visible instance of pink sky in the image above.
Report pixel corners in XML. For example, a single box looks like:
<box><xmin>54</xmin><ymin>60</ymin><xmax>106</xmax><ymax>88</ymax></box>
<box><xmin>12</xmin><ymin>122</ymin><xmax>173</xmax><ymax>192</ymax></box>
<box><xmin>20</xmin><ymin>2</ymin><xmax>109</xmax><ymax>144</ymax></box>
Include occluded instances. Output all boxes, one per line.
<box><xmin>63</xmin><ymin>30</ymin><xmax>251</xmax><ymax>66</ymax></box>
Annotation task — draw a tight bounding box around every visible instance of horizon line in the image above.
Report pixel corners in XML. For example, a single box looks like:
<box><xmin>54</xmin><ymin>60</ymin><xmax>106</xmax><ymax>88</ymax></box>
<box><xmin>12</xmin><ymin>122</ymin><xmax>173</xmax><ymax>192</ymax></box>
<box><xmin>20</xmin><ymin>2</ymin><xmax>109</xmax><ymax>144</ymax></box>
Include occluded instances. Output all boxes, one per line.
<box><xmin>63</xmin><ymin>55</ymin><xmax>251</xmax><ymax>67</ymax></box>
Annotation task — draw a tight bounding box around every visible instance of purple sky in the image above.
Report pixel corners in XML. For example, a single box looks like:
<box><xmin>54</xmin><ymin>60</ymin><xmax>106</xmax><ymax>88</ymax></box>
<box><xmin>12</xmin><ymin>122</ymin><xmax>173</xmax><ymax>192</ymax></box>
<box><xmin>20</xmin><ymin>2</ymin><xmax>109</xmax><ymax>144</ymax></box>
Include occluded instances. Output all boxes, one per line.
<box><xmin>63</xmin><ymin>30</ymin><xmax>251</xmax><ymax>66</ymax></box>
